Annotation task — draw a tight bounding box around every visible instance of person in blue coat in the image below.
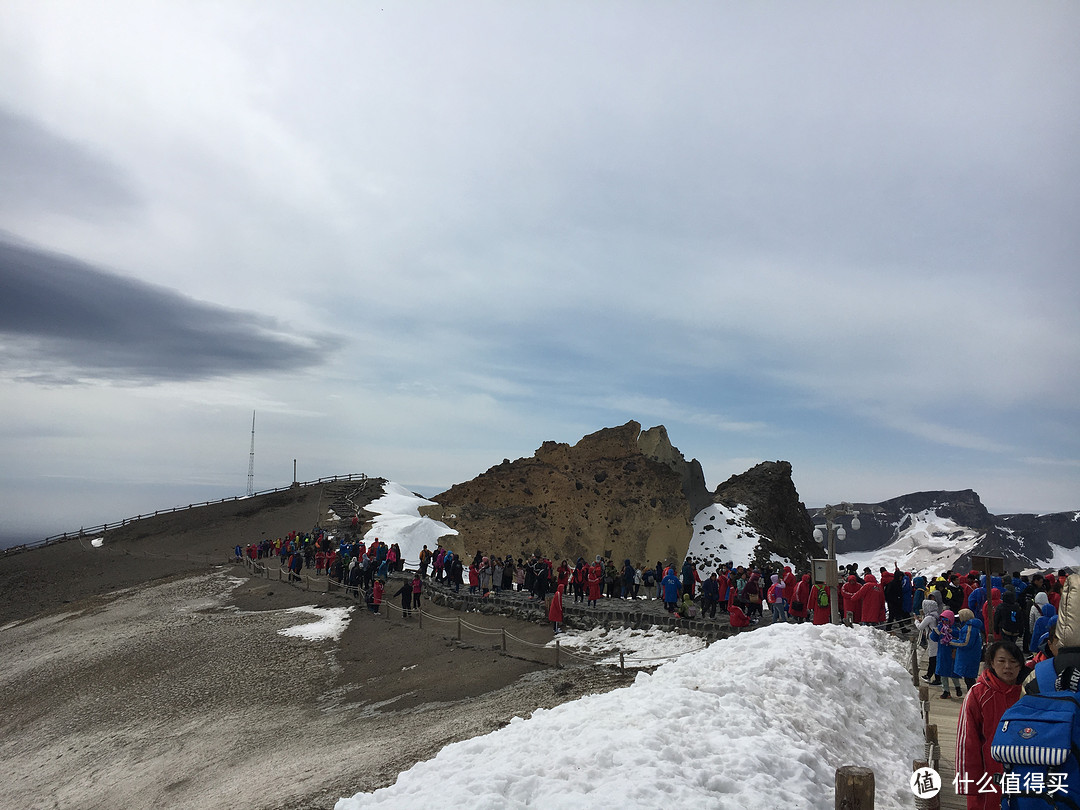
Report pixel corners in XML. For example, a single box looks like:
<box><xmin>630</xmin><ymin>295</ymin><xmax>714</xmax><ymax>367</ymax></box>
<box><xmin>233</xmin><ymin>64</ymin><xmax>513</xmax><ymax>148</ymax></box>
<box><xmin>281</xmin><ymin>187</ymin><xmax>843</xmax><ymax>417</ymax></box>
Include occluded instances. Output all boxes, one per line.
<box><xmin>950</xmin><ymin>608</ymin><xmax>984</xmax><ymax>688</ymax></box>
<box><xmin>660</xmin><ymin>567</ymin><xmax>681</xmax><ymax>613</ymax></box>
<box><xmin>929</xmin><ymin>610</ymin><xmax>962</xmax><ymax>699</ymax></box>
<box><xmin>1030</xmin><ymin>602</ymin><xmax>1057</xmax><ymax>653</ymax></box>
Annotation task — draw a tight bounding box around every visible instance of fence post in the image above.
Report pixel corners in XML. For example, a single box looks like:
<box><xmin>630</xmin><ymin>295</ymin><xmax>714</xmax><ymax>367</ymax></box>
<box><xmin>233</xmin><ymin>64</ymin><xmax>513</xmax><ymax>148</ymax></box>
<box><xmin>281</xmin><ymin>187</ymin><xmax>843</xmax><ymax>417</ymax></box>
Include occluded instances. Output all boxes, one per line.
<box><xmin>834</xmin><ymin>765</ymin><xmax>874</xmax><ymax>809</ymax></box>
<box><xmin>457</xmin><ymin>618</ymin><xmax>462</xmax><ymax>641</ymax></box>
<box><xmin>502</xmin><ymin>628</ymin><xmax>506</xmax><ymax>652</ymax></box>
<box><xmin>925</xmin><ymin>724</ymin><xmax>939</xmax><ymax>770</ymax></box>
<box><xmin>555</xmin><ymin>639</ymin><xmax>560</xmax><ymax>669</ymax></box>
<box><xmin>911</xmin><ymin>760</ymin><xmax>940</xmax><ymax>809</ymax></box>
<box><xmin>620</xmin><ymin>652</ymin><xmax>625</xmax><ymax>670</ymax></box>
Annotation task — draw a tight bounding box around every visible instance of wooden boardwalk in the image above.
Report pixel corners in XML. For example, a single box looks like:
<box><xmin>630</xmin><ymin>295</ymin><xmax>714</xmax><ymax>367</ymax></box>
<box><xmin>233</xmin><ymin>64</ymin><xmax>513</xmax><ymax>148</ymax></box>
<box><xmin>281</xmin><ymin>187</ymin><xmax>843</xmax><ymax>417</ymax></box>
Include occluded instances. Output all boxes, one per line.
<box><xmin>916</xmin><ymin>645</ymin><xmax>965</xmax><ymax>809</ymax></box>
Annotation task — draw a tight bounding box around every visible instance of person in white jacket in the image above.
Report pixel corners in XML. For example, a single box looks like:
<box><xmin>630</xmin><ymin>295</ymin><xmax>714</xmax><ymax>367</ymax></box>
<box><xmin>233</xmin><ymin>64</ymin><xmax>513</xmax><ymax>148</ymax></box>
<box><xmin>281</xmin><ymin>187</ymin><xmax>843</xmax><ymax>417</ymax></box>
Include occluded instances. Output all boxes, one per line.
<box><xmin>1028</xmin><ymin>590</ymin><xmax>1049</xmax><ymax>649</ymax></box>
<box><xmin>917</xmin><ymin>590</ymin><xmax>944</xmax><ymax>685</ymax></box>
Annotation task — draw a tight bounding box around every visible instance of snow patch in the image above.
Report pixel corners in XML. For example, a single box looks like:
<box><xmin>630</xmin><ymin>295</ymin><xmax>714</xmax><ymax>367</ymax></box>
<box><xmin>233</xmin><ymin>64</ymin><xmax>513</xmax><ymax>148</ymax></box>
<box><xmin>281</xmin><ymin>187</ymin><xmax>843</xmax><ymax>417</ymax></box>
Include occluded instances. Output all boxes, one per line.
<box><xmin>277</xmin><ymin>606</ymin><xmax>354</xmax><ymax>642</ymax></box>
<box><xmin>546</xmin><ymin>625</ymin><xmax>705</xmax><ymax>667</ymax></box>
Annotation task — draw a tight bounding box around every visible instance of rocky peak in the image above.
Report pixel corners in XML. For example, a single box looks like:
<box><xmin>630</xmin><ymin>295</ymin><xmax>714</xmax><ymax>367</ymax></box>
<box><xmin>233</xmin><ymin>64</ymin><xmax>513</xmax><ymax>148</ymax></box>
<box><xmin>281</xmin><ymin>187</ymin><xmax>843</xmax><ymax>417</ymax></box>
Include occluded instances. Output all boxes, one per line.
<box><xmin>713</xmin><ymin>461</ymin><xmax>817</xmax><ymax>568</ymax></box>
<box><xmin>427</xmin><ymin>421</ymin><xmax>703</xmax><ymax>567</ymax></box>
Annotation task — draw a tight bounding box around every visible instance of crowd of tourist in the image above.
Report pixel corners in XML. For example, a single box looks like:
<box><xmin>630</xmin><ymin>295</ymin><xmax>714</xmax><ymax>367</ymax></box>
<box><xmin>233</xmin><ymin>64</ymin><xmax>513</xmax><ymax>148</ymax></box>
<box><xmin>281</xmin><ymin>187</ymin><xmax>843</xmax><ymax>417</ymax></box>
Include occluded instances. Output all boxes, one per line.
<box><xmin>232</xmin><ymin>530</ymin><xmax>1080</xmax><ymax>806</ymax></box>
<box><xmin>906</xmin><ymin>568</ymin><xmax>1080</xmax><ymax>809</ymax></box>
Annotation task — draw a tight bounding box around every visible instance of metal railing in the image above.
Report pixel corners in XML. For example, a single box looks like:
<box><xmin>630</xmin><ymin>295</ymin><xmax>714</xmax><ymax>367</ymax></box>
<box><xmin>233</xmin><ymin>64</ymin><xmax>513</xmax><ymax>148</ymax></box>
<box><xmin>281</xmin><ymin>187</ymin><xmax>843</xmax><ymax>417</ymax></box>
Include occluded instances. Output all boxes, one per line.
<box><xmin>3</xmin><ymin>473</ymin><xmax>370</xmax><ymax>555</ymax></box>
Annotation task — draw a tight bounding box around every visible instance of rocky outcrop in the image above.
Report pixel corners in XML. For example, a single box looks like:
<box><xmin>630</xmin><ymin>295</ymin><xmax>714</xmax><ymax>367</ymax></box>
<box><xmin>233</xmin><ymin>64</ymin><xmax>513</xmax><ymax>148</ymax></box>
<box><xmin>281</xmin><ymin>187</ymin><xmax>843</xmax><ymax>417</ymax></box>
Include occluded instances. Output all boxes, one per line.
<box><xmin>423</xmin><ymin>422</ymin><xmax>709</xmax><ymax>566</ymax></box>
<box><xmin>712</xmin><ymin>461</ymin><xmax>817</xmax><ymax>569</ymax></box>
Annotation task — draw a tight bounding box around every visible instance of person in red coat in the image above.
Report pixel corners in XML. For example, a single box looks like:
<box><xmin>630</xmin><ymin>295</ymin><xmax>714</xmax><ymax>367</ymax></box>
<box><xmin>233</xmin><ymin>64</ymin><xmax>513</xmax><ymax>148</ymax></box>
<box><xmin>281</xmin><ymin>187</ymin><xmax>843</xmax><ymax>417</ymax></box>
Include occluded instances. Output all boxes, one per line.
<box><xmin>841</xmin><ymin>574</ymin><xmax>863</xmax><ymax>624</ymax></box>
<box><xmin>850</xmin><ymin>573</ymin><xmax>887</xmax><ymax>626</ymax></box>
<box><xmin>980</xmin><ymin>587</ymin><xmax>1002</xmax><ymax>639</ymax></box>
<box><xmin>782</xmin><ymin>566</ymin><xmax>797</xmax><ymax>607</ymax></box>
<box><xmin>790</xmin><ymin>574</ymin><xmax>811</xmax><ymax>623</ymax></box>
<box><xmin>716</xmin><ymin>571</ymin><xmax>730</xmax><ymax>614</ymax></box>
<box><xmin>955</xmin><ymin>640</ymin><xmax>1023</xmax><ymax>809</ymax></box>
<box><xmin>549</xmin><ymin>584</ymin><xmax>565</xmax><ymax>635</ymax></box>
<box><xmin>728</xmin><ymin>603</ymin><xmax>751</xmax><ymax>628</ymax></box>
<box><xmin>808</xmin><ymin>582</ymin><xmax>832</xmax><ymax>625</ymax></box>
<box><xmin>587</xmin><ymin>563</ymin><xmax>603</xmax><ymax>607</ymax></box>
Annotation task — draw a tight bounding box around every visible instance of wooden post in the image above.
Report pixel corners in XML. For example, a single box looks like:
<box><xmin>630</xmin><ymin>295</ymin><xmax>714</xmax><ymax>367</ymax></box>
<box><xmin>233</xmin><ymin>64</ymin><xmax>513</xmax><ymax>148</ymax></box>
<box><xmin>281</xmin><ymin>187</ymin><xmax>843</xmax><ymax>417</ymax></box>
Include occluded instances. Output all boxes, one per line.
<box><xmin>457</xmin><ymin>617</ymin><xmax>462</xmax><ymax>641</ymax></box>
<box><xmin>834</xmin><ymin>765</ymin><xmax>874</xmax><ymax>809</ymax></box>
<box><xmin>925</xmin><ymin>724</ymin><xmax>939</xmax><ymax>769</ymax></box>
<box><xmin>555</xmin><ymin>639</ymin><xmax>560</xmax><ymax>669</ymax></box>
<box><xmin>501</xmin><ymin>628</ymin><xmax>506</xmax><ymax>651</ymax></box>
<box><xmin>620</xmin><ymin>651</ymin><xmax>625</xmax><ymax>669</ymax></box>
<box><xmin>911</xmin><ymin>760</ymin><xmax>940</xmax><ymax>809</ymax></box>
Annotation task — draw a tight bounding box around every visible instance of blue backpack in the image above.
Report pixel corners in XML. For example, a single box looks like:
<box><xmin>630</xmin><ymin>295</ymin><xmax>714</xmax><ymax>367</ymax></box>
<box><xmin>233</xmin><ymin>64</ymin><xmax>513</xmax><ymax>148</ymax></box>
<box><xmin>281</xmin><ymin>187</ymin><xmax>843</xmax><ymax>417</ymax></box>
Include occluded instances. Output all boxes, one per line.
<box><xmin>990</xmin><ymin>658</ymin><xmax>1080</xmax><ymax>807</ymax></box>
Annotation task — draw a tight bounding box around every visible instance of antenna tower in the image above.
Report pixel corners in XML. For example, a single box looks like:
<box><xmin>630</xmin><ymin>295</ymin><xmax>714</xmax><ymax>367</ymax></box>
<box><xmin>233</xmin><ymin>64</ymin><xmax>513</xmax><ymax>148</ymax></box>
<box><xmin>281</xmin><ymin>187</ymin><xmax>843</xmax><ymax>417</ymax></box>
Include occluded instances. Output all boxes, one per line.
<box><xmin>246</xmin><ymin>410</ymin><xmax>256</xmax><ymax>496</ymax></box>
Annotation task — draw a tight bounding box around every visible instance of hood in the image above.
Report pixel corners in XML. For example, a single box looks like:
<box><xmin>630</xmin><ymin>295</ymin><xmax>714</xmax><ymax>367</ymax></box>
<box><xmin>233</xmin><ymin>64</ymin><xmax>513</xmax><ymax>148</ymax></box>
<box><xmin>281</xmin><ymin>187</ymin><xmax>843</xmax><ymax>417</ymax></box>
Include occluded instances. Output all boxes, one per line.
<box><xmin>771</xmin><ymin>574</ymin><xmax>780</xmax><ymax>585</ymax></box>
<box><xmin>802</xmin><ymin>573</ymin><xmax>811</xmax><ymax>582</ymax></box>
<box><xmin>1037</xmin><ymin>615</ymin><xmax>1059</xmax><ymax>651</ymax></box>
<box><xmin>1059</xmin><ymin>574</ymin><xmax>1080</xmax><ymax>647</ymax></box>
<box><xmin>847</xmin><ymin>574</ymin><xmax>858</xmax><ymax>583</ymax></box>
<box><xmin>1003</xmin><ymin>590</ymin><xmax>1016</xmax><ymax>605</ymax></box>
<box><xmin>940</xmin><ymin>610</ymin><xmax>955</xmax><ymax>623</ymax></box>
<box><xmin>913</xmin><ymin>576</ymin><xmax>927</xmax><ymax>588</ymax></box>
<box><xmin>1043</xmin><ymin>603</ymin><xmax>1057</xmax><ymax>618</ymax></box>
<box><xmin>864</xmin><ymin>573</ymin><xmax>877</xmax><ymax>584</ymax></box>
<box><xmin>1035</xmin><ymin>591</ymin><xmax>1049</xmax><ymax>606</ymax></box>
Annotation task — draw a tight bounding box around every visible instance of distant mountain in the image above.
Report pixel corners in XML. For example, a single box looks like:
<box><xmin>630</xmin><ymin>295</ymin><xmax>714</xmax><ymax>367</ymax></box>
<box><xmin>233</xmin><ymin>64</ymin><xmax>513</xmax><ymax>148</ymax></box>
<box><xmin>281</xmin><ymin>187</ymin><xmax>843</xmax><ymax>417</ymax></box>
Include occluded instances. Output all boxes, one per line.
<box><xmin>809</xmin><ymin>490</ymin><xmax>1080</xmax><ymax>577</ymax></box>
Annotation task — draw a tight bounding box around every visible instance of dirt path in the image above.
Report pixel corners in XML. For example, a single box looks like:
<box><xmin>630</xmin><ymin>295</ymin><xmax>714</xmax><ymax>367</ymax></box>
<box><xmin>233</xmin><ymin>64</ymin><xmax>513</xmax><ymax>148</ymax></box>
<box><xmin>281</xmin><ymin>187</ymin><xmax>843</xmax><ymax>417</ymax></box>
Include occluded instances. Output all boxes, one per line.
<box><xmin>0</xmin><ymin>566</ymin><xmax>634</xmax><ymax>810</ymax></box>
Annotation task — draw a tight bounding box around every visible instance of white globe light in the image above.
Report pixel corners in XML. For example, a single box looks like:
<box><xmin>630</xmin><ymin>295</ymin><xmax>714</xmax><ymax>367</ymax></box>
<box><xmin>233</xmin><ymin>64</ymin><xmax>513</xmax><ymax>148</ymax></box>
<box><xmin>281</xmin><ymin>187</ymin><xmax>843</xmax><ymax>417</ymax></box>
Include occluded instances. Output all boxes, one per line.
<box><xmin>813</xmin><ymin>528</ymin><xmax>824</xmax><ymax>543</ymax></box>
<box><xmin>836</xmin><ymin>527</ymin><xmax>847</xmax><ymax>542</ymax></box>
<box><xmin>851</xmin><ymin>516</ymin><xmax>861</xmax><ymax>531</ymax></box>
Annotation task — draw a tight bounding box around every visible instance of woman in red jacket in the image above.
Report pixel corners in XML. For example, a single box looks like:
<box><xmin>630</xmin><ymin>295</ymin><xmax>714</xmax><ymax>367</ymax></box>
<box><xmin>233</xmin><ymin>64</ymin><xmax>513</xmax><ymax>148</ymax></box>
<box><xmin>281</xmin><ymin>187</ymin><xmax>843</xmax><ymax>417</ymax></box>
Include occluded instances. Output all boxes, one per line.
<box><xmin>587</xmin><ymin>563</ymin><xmax>603</xmax><ymax>608</ymax></box>
<box><xmin>841</xmin><ymin>575</ymin><xmax>863</xmax><ymax>624</ymax></box>
<box><xmin>850</xmin><ymin>573</ymin><xmax>887</xmax><ymax>626</ymax></box>
<box><xmin>954</xmin><ymin>640</ymin><xmax>1023</xmax><ymax>810</ymax></box>
<box><xmin>808</xmin><ymin>581</ymin><xmax>832</xmax><ymax>625</ymax></box>
<box><xmin>548</xmin><ymin>584</ymin><xmax>564</xmax><ymax>634</ymax></box>
<box><xmin>790</xmin><ymin>574</ymin><xmax>811</xmax><ymax>623</ymax></box>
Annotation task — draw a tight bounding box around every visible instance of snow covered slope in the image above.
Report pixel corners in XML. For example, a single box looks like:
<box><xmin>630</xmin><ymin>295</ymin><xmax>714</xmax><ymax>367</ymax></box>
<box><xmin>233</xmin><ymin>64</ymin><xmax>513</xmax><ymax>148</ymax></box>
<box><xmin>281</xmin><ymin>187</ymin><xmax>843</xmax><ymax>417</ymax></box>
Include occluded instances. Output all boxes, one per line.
<box><xmin>335</xmin><ymin>623</ymin><xmax>921</xmax><ymax>809</ymax></box>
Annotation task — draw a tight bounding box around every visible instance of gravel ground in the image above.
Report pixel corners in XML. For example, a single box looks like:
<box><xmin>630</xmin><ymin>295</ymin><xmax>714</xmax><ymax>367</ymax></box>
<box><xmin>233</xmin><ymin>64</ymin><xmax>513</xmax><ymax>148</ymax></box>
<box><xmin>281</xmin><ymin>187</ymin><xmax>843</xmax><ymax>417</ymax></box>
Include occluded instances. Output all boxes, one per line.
<box><xmin>0</xmin><ymin>565</ymin><xmax>635</xmax><ymax>810</ymax></box>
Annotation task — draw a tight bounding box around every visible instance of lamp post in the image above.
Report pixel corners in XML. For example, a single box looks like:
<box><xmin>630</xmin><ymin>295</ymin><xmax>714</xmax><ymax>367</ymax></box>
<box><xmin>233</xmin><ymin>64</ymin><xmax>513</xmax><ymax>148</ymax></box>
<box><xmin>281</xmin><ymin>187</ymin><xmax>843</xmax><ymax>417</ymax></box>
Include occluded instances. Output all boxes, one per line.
<box><xmin>813</xmin><ymin>504</ymin><xmax>861</xmax><ymax>624</ymax></box>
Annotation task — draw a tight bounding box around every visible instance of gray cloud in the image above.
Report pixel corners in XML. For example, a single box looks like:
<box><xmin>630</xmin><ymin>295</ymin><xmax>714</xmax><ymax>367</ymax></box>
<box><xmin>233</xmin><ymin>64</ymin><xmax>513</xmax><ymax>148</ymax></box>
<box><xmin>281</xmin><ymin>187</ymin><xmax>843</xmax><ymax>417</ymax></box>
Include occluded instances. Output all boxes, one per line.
<box><xmin>0</xmin><ymin>107</ymin><xmax>141</xmax><ymax>217</ymax></box>
<box><xmin>0</xmin><ymin>237</ymin><xmax>335</xmax><ymax>384</ymax></box>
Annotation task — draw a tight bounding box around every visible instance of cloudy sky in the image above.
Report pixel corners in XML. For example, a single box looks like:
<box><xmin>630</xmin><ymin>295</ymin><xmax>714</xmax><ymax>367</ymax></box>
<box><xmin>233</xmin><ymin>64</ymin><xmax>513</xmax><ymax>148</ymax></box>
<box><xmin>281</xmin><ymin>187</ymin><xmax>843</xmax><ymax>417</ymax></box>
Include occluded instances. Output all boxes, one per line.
<box><xmin>1</xmin><ymin>2</ymin><xmax>1077</xmax><ymax>541</ymax></box>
